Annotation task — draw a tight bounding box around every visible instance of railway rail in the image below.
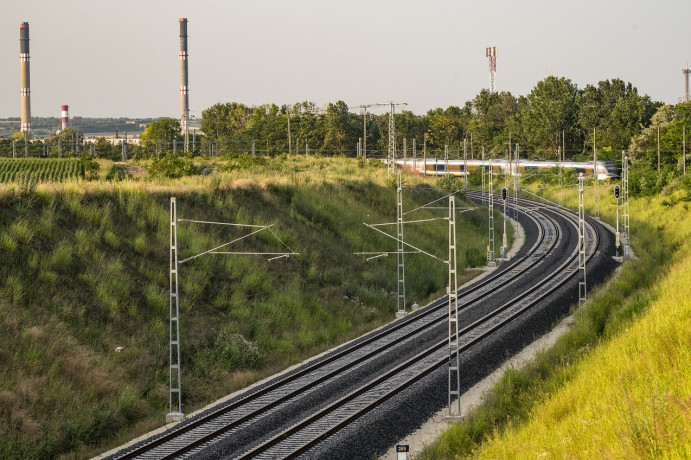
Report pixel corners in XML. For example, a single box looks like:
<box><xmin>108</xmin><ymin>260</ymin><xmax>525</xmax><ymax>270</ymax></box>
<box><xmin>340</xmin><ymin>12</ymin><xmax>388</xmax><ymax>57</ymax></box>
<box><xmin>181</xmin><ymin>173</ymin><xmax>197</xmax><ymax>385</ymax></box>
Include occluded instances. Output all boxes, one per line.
<box><xmin>107</xmin><ymin>193</ymin><xmax>609</xmax><ymax>460</ymax></box>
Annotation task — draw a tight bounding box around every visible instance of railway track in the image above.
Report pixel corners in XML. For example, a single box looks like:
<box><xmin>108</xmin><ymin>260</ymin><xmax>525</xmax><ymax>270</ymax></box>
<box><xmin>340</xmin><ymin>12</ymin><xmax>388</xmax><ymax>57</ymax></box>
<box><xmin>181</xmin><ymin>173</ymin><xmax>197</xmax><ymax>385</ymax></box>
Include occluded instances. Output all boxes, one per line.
<box><xmin>107</xmin><ymin>193</ymin><xmax>607</xmax><ymax>460</ymax></box>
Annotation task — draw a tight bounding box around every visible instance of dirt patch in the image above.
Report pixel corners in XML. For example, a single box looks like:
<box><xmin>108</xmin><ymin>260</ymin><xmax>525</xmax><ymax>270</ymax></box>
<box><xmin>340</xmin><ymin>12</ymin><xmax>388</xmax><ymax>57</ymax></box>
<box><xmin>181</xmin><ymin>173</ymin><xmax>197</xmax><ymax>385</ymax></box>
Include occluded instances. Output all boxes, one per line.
<box><xmin>113</xmin><ymin>162</ymin><xmax>148</xmax><ymax>178</ymax></box>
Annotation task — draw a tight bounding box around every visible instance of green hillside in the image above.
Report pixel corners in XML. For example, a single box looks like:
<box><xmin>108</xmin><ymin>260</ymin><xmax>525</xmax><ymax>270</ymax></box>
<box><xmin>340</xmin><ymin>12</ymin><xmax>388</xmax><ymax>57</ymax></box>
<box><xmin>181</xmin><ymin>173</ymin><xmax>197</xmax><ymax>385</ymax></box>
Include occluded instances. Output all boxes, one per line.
<box><xmin>0</xmin><ymin>156</ymin><xmax>502</xmax><ymax>459</ymax></box>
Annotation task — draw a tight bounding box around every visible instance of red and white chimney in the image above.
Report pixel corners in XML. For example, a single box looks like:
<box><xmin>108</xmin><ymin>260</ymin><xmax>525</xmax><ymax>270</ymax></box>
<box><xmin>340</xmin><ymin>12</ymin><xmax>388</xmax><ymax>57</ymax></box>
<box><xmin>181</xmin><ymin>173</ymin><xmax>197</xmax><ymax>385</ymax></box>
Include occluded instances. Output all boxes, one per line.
<box><xmin>61</xmin><ymin>105</ymin><xmax>69</xmax><ymax>130</ymax></box>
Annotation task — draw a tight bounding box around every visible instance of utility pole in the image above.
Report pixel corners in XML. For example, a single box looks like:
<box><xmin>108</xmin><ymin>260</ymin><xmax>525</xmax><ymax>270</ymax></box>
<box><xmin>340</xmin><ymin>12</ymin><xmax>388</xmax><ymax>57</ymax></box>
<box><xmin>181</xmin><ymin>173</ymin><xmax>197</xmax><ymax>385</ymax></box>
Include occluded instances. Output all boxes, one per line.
<box><xmin>684</xmin><ymin>125</ymin><xmax>687</xmax><ymax>175</ymax></box>
<box><xmin>168</xmin><ymin>197</ymin><xmax>297</xmax><ymax>423</ymax></box>
<box><xmin>622</xmin><ymin>152</ymin><xmax>630</xmax><ymax>259</ymax></box>
<box><xmin>470</xmin><ymin>132</ymin><xmax>474</xmax><ymax>160</ymax></box>
<box><xmin>657</xmin><ymin>125</ymin><xmax>661</xmax><ymax>174</ymax></box>
<box><xmin>447</xmin><ymin>194</ymin><xmax>460</xmax><ymax>417</ymax></box>
<box><xmin>578</xmin><ymin>173</ymin><xmax>587</xmax><ymax>307</ymax></box>
<box><xmin>481</xmin><ymin>147</ymin><xmax>486</xmax><ymax>208</ymax></box>
<box><xmin>514</xmin><ymin>143</ymin><xmax>520</xmax><ymax>225</ymax></box>
<box><xmin>287</xmin><ymin>108</ymin><xmax>291</xmax><ymax>154</ymax></box>
<box><xmin>501</xmin><ymin>186</ymin><xmax>507</xmax><ymax>259</ymax></box>
<box><xmin>423</xmin><ymin>134</ymin><xmax>427</xmax><ymax>175</ymax></box>
<box><xmin>444</xmin><ymin>145</ymin><xmax>449</xmax><ymax>177</ymax></box>
<box><xmin>463</xmin><ymin>137</ymin><xmax>468</xmax><ymax>190</ymax></box>
<box><xmin>487</xmin><ymin>157</ymin><xmax>495</xmax><ymax>265</ymax></box>
<box><xmin>358</xmin><ymin>105</ymin><xmax>371</xmax><ymax>161</ymax></box>
<box><xmin>396</xmin><ymin>172</ymin><xmax>406</xmax><ymax>313</ymax></box>
<box><xmin>594</xmin><ymin>127</ymin><xmax>599</xmax><ymax>219</ymax></box>
<box><xmin>558</xmin><ymin>146</ymin><xmax>563</xmax><ymax>206</ymax></box>
<box><xmin>356</xmin><ymin>190</ymin><xmax>464</xmax><ymax>417</ymax></box>
<box><xmin>387</xmin><ymin>102</ymin><xmax>408</xmax><ymax>176</ymax></box>
<box><xmin>168</xmin><ymin>198</ymin><xmax>183</xmax><ymax>423</ymax></box>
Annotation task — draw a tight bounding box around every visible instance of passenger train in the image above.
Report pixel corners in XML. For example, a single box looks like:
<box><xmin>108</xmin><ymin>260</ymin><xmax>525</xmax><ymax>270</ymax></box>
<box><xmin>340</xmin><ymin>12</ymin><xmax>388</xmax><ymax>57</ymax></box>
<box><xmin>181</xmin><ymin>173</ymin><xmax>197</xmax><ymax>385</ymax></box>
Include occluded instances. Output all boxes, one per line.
<box><xmin>395</xmin><ymin>158</ymin><xmax>620</xmax><ymax>181</ymax></box>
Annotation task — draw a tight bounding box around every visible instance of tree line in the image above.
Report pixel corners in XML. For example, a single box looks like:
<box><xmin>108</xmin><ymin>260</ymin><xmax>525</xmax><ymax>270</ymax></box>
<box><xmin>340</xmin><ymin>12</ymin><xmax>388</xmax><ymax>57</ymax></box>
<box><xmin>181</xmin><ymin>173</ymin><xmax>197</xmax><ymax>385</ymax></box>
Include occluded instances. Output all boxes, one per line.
<box><xmin>2</xmin><ymin>76</ymin><xmax>690</xmax><ymax>184</ymax></box>
<box><xmin>195</xmin><ymin>76</ymin><xmax>664</xmax><ymax>160</ymax></box>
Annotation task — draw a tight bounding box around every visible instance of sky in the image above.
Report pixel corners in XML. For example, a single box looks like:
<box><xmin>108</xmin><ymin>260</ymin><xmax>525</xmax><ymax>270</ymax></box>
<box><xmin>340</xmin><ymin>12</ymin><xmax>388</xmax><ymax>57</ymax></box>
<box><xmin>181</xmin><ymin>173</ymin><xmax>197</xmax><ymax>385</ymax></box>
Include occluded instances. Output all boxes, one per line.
<box><xmin>1</xmin><ymin>0</ymin><xmax>690</xmax><ymax>119</ymax></box>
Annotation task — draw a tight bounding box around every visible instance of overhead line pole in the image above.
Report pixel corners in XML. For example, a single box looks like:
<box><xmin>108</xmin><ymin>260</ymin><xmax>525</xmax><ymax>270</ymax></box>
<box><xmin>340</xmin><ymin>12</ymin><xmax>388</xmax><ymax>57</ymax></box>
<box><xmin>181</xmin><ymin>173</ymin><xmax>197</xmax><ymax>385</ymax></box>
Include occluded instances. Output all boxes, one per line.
<box><xmin>578</xmin><ymin>173</ymin><xmax>587</xmax><ymax>307</ymax></box>
<box><xmin>167</xmin><ymin>197</ymin><xmax>298</xmax><ymax>423</ymax></box>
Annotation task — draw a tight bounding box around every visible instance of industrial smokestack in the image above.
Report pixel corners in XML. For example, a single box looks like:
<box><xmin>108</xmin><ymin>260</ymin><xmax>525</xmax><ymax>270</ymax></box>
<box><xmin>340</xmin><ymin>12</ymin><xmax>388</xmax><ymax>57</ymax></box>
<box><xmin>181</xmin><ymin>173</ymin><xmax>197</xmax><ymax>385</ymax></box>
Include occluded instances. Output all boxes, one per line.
<box><xmin>20</xmin><ymin>22</ymin><xmax>31</xmax><ymax>133</ymax></box>
<box><xmin>61</xmin><ymin>105</ymin><xmax>69</xmax><ymax>130</ymax></box>
<box><xmin>179</xmin><ymin>18</ymin><xmax>189</xmax><ymax>150</ymax></box>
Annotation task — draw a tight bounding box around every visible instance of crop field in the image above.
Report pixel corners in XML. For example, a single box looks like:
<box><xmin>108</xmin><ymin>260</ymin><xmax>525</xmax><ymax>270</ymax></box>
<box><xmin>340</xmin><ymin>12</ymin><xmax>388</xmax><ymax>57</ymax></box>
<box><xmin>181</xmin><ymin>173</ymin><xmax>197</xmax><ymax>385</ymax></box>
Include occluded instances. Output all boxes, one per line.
<box><xmin>0</xmin><ymin>158</ymin><xmax>84</xmax><ymax>183</ymax></box>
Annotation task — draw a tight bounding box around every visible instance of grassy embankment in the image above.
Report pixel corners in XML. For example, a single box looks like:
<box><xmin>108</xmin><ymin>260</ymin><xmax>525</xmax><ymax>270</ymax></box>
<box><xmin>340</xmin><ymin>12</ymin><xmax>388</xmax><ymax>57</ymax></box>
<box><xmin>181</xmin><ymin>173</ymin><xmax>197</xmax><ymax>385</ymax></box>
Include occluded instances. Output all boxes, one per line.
<box><xmin>0</xmin><ymin>155</ymin><xmax>509</xmax><ymax>459</ymax></box>
<box><xmin>421</xmin><ymin>178</ymin><xmax>691</xmax><ymax>458</ymax></box>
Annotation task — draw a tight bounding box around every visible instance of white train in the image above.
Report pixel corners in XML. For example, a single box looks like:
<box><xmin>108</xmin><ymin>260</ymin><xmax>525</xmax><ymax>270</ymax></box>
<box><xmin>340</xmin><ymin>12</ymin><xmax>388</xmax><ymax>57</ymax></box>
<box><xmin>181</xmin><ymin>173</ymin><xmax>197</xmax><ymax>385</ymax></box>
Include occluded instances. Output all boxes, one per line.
<box><xmin>395</xmin><ymin>158</ymin><xmax>620</xmax><ymax>181</ymax></box>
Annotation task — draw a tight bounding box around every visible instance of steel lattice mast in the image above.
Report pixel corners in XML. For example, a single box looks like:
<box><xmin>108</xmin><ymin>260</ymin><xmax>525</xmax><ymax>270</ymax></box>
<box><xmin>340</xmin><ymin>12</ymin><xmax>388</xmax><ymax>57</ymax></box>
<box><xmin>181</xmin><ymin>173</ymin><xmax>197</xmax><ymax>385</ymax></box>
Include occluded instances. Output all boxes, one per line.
<box><xmin>488</xmin><ymin>157</ymin><xmax>495</xmax><ymax>265</ymax></box>
<box><xmin>447</xmin><ymin>195</ymin><xmax>460</xmax><ymax>417</ymax></box>
<box><xmin>578</xmin><ymin>173</ymin><xmax>587</xmax><ymax>307</ymax></box>
<box><xmin>396</xmin><ymin>172</ymin><xmax>406</xmax><ymax>313</ymax></box>
<box><xmin>168</xmin><ymin>198</ymin><xmax>183</xmax><ymax>422</ymax></box>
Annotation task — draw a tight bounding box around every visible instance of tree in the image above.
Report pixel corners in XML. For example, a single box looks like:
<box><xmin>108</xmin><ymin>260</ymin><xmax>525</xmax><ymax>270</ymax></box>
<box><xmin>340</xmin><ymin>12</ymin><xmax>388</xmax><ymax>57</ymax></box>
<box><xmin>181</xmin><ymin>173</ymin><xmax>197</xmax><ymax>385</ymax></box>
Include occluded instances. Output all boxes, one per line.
<box><xmin>577</xmin><ymin>79</ymin><xmax>660</xmax><ymax>157</ymax></box>
<box><xmin>628</xmin><ymin>104</ymin><xmax>679</xmax><ymax>166</ymax></box>
<box><xmin>466</xmin><ymin>90</ymin><xmax>518</xmax><ymax>154</ymax></box>
<box><xmin>139</xmin><ymin>118</ymin><xmax>181</xmax><ymax>152</ymax></box>
<box><xmin>201</xmin><ymin>102</ymin><xmax>250</xmax><ymax>140</ymax></box>
<box><xmin>520</xmin><ymin>76</ymin><xmax>579</xmax><ymax>156</ymax></box>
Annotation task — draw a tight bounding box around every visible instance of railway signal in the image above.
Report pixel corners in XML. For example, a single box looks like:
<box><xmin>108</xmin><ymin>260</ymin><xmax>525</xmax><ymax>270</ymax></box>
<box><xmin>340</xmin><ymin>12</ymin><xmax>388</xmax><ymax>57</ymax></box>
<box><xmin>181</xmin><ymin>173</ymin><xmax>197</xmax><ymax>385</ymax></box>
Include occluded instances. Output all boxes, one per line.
<box><xmin>615</xmin><ymin>185</ymin><xmax>621</xmax><ymax>257</ymax></box>
<box><xmin>501</xmin><ymin>187</ymin><xmax>507</xmax><ymax>201</ymax></box>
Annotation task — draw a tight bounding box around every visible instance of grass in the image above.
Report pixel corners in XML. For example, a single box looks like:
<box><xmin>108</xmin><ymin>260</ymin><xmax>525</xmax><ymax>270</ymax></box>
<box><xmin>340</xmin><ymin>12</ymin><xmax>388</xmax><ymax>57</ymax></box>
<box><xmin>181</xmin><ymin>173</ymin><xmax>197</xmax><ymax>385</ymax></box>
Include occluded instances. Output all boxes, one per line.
<box><xmin>420</xmin><ymin>180</ymin><xmax>691</xmax><ymax>459</ymax></box>
<box><xmin>0</xmin><ymin>155</ymin><xmax>510</xmax><ymax>459</ymax></box>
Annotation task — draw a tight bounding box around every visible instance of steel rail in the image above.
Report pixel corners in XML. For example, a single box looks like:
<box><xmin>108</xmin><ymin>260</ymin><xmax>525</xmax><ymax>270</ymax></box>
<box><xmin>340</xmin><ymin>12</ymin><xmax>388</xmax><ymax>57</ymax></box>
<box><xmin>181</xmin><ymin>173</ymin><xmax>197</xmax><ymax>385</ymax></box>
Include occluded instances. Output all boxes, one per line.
<box><xmin>234</xmin><ymin>204</ymin><xmax>599</xmax><ymax>459</ymax></box>
<box><xmin>111</xmin><ymin>201</ymin><xmax>548</xmax><ymax>460</ymax></box>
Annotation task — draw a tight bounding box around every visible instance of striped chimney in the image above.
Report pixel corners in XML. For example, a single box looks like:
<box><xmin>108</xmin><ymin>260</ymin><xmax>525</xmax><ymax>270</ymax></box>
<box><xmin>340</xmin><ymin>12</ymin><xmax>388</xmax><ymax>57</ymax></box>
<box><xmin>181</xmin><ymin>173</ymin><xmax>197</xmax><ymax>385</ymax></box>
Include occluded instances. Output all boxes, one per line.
<box><xmin>61</xmin><ymin>105</ymin><xmax>69</xmax><ymax>130</ymax></box>
<box><xmin>20</xmin><ymin>22</ymin><xmax>31</xmax><ymax>132</ymax></box>
<box><xmin>179</xmin><ymin>18</ymin><xmax>189</xmax><ymax>134</ymax></box>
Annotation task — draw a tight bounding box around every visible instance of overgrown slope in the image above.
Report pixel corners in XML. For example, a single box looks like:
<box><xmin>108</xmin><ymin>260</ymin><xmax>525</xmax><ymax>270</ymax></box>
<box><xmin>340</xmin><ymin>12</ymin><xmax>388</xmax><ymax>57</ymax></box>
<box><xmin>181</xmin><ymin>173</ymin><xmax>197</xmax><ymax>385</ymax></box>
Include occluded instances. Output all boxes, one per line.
<box><xmin>0</xmin><ymin>156</ymin><xmax>502</xmax><ymax>459</ymax></box>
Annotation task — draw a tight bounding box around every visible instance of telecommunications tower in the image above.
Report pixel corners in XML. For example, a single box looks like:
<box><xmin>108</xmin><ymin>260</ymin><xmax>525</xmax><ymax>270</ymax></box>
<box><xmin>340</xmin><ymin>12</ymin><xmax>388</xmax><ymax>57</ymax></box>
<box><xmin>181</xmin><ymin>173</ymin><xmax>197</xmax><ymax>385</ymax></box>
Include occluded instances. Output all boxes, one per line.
<box><xmin>684</xmin><ymin>68</ymin><xmax>690</xmax><ymax>103</ymax></box>
<box><xmin>486</xmin><ymin>46</ymin><xmax>497</xmax><ymax>93</ymax></box>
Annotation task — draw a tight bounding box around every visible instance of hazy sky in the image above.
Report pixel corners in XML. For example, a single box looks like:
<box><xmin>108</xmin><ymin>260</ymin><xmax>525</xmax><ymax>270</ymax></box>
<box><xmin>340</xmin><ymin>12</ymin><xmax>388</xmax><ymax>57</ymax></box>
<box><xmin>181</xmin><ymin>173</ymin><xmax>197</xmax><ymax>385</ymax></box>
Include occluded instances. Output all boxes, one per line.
<box><xmin>1</xmin><ymin>0</ymin><xmax>690</xmax><ymax>119</ymax></box>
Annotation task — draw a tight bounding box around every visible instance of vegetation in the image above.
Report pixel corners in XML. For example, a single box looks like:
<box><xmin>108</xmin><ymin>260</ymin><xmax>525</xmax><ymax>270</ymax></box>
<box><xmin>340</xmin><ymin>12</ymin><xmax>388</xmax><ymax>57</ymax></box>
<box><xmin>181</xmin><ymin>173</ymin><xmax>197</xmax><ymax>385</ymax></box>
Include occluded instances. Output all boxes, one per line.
<box><xmin>0</xmin><ymin>156</ymin><xmax>505</xmax><ymax>459</ymax></box>
<box><xmin>0</xmin><ymin>158</ymin><xmax>99</xmax><ymax>185</ymax></box>
<box><xmin>0</xmin><ymin>76</ymin><xmax>665</xmax><ymax>161</ymax></box>
<box><xmin>420</xmin><ymin>179</ymin><xmax>691</xmax><ymax>458</ymax></box>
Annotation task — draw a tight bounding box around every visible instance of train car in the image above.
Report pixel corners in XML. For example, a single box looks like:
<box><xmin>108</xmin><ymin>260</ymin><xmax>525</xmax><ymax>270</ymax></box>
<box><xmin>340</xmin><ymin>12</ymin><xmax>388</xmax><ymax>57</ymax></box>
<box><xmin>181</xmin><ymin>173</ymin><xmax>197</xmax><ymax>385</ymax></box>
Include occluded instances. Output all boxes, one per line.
<box><xmin>396</xmin><ymin>158</ymin><xmax>619</xmax><ymax>180</ymax></box>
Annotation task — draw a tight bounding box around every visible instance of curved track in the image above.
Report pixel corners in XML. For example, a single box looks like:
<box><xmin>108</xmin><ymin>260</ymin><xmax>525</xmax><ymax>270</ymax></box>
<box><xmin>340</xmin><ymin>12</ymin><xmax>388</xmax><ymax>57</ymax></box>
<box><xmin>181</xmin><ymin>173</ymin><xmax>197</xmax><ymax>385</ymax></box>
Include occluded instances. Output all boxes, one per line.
<box><xmin>107</xmin><ymin>194</ymin><xmax>613</xmax><ymax>460</ymax></box>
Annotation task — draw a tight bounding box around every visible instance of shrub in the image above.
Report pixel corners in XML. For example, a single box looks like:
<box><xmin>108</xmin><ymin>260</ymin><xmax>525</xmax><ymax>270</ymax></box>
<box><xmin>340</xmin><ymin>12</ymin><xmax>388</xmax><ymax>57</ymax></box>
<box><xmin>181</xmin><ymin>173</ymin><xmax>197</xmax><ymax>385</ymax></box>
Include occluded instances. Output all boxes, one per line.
<box><xmin>148</xmin><ymin>154</ymin><xmax>201</xmax><ymax>179</ymax></box>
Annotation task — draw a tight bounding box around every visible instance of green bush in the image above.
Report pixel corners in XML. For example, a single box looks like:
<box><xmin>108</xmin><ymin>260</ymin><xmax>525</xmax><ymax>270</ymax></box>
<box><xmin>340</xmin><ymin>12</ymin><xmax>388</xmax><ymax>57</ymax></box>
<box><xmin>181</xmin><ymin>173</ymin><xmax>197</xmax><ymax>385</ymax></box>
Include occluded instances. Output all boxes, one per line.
<box><xmin>148</xmin><ymin>154</ymin><xmax>201</xmax><ymax>178</ymax></box>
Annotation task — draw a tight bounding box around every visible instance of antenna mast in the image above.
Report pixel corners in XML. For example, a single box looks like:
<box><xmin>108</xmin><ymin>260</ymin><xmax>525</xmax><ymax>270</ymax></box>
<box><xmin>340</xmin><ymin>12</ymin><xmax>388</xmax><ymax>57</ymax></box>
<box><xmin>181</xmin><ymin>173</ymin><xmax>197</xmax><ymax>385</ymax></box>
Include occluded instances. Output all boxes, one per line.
<box><xmin>486</xmin><ymin>46</ymin><xmax>497</xmax><ymax>93</ymax></box>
